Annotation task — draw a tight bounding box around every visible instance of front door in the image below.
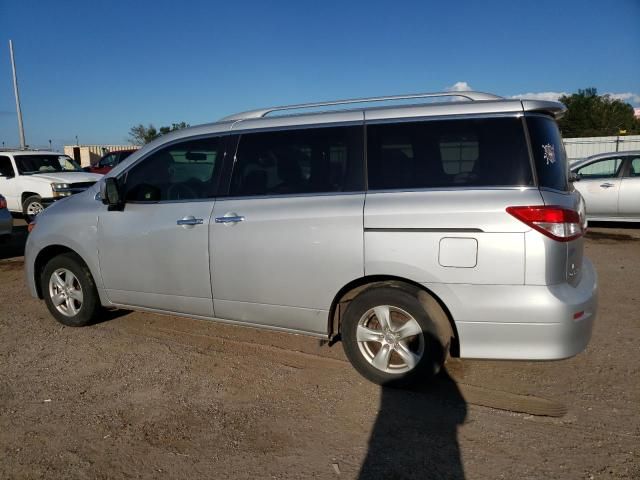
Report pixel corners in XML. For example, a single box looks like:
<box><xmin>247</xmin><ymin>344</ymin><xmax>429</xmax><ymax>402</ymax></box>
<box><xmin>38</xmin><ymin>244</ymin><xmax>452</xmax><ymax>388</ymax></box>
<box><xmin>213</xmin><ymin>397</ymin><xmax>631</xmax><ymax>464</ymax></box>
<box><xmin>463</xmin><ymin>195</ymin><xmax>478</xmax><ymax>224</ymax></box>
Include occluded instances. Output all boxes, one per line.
<box><xmin>211</xmin><ymin>123</ymin><xmax>365</xmax><ymax>335</ymax></box>
<box><xmin>619</xmin><ymin>155</ymin><xmax>640</xmax><ymax>218</ymax></box>
<box><xmin>98</xmin><ymin>136</ymin><xmax>224</xmax><ymax>317</ymax></box>
<box><xmin>574</xmin><ymin>156</ymin><xmax>624</xmax><ymax>217</ymax></box>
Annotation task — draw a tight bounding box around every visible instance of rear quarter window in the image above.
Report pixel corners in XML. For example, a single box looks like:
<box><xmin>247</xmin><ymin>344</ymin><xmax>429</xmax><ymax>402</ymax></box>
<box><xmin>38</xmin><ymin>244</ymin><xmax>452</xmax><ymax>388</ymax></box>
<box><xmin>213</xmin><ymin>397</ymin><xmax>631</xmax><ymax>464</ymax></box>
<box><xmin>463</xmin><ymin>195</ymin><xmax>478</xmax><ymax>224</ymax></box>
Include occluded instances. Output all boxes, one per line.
<box><xmin>526</xmin><ymin>115</ymin><xmax>568</xmax><ymax>191</ymax></box>
<box><xmin>366</xmin><ymin>117</ymin><xmax>533</xmax><ymax>190</ymax></box>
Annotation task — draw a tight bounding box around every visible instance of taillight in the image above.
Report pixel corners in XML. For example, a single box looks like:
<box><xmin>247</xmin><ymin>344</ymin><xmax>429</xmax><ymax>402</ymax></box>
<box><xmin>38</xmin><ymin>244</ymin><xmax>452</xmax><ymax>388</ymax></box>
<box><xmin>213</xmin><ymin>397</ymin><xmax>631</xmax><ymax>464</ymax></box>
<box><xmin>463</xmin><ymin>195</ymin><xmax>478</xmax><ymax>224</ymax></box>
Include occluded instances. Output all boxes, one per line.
<box><xmin>506</xmin><ymin>205</ymin><xmax>584</xmax><ymax>242</ymax></box>
<box><xmin>0</xmin><ymin>197</ymin><xmax>6</xmax><ymax>209</ymax></box>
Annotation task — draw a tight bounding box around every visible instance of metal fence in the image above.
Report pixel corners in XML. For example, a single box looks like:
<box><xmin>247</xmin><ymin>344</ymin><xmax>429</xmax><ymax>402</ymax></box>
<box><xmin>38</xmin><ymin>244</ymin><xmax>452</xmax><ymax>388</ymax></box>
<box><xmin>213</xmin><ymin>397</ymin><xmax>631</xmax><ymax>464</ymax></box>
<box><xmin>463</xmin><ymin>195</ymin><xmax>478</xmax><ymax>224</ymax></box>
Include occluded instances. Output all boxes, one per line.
<box><xmin>564</xmin><ymin>135</ymin><xmax>640</xmax><ymax>164</ymax></box>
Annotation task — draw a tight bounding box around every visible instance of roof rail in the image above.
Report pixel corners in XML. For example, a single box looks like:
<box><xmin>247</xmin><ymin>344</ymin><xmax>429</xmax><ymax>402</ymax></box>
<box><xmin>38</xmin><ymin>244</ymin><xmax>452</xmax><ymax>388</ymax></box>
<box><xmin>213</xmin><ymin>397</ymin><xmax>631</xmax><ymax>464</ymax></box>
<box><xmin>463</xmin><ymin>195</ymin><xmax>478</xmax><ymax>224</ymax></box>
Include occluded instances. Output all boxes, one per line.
<box><xmin>219</xmin><ymin>90</ymin><xmax>503</xmax><ymax>122</ymax></box>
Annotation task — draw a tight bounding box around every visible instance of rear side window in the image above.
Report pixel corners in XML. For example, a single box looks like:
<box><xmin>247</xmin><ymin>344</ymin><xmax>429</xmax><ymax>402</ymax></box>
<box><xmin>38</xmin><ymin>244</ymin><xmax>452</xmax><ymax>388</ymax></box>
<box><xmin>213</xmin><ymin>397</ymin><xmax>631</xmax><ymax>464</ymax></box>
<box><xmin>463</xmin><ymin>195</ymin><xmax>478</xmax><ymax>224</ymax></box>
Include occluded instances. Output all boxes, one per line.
<box><xmin>367</xmin><ymin>117</ymin><xmax>533</xmax><ymax>190</ymax></box>
<box><xmin>627</xmin><ymin>157</ymin><xmax>640</xmax><ymax>177</ymax></box>
<box><xmin>230</xmin><ymin>126</ymin><xmax>363</xmax><ymax>196</ymax></box>
<box><xmin>99</xmin><ymin>154</ymin><xmax>117</xmax><ymax>168</ymax></box>
<box><xmin>527</xmin><ymin>115</ymin><xmax>568</xmax><ymax>191</ymax></box>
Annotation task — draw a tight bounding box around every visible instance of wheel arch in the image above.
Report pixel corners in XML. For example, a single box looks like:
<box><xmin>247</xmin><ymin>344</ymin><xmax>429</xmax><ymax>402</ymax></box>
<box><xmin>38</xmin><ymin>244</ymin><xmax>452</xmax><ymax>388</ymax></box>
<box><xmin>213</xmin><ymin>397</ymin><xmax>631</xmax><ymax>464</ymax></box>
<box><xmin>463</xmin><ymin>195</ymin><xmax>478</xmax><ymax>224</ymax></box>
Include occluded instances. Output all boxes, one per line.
<box><xmin>328</xmin><ymin>275</ymin><xmax>460</xmax><ymax>357</ymax></box>
<box><xmin>22</xmin><ymin>191</ymin><xmax>40</xmax><ymax>204</ymax></box>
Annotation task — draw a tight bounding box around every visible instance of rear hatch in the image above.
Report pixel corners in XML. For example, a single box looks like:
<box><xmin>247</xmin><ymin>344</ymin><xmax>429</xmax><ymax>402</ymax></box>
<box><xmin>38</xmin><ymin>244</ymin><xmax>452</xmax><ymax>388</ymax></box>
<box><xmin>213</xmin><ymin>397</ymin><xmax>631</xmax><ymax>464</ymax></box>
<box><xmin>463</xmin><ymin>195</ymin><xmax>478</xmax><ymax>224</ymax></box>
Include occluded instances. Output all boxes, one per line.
<box><xmin>524</xmin><ymin>114</ymin><xmax>586</xmax><ymax>286</ymax></box>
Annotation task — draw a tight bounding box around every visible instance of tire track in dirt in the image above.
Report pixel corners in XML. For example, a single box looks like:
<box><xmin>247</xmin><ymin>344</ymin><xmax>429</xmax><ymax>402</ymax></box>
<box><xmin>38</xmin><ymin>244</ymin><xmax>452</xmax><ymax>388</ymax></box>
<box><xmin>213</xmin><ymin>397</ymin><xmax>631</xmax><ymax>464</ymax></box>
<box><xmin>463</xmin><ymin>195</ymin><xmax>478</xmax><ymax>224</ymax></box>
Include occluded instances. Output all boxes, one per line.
<box><xmin>106</xmin><ymin>315</ymin><xmax>569</xmax><ymax>417</ymax></box>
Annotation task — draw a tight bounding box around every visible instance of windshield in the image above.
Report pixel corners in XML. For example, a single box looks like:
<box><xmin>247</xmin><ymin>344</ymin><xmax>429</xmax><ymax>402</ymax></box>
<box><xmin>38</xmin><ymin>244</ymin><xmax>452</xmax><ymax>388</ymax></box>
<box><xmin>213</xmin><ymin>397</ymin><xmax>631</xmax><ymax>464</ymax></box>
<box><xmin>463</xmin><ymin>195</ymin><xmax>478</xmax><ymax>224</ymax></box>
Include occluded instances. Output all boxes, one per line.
<box><xmin>14</xmin><ymin>155</ymin><xmax>83</xmax><ymax>174</ymax></box>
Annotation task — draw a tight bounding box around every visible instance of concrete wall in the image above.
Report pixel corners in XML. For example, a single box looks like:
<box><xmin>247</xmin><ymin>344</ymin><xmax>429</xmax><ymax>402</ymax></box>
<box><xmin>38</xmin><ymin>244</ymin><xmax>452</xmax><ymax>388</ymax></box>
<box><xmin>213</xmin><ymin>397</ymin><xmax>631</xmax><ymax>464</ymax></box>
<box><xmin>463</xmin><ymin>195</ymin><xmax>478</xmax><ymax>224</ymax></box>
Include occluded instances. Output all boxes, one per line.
<box><xmin>63</xmin><ymin>145</ymin><xmax>140</xmax><ymax>167</ymax></box>
<box><xmin>564</xmin><ymin>135</ymin><xmax>640</xmax><ymax>164</ymax></box>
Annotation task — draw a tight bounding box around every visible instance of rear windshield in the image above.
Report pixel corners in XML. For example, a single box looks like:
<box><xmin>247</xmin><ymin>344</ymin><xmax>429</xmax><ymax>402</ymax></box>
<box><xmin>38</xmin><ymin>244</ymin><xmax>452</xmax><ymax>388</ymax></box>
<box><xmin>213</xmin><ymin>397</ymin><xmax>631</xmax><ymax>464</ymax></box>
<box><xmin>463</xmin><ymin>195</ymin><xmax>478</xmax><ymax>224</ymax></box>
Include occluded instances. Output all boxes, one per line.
<box><xmin>367</xmin><ymin>117</ymin><xmax>533</xmax><ymax>190</ymax></box>
<box><xmin>526</xmin><ymin>115</ymin><xmax>568</xmax><ymax>191</ymax></box>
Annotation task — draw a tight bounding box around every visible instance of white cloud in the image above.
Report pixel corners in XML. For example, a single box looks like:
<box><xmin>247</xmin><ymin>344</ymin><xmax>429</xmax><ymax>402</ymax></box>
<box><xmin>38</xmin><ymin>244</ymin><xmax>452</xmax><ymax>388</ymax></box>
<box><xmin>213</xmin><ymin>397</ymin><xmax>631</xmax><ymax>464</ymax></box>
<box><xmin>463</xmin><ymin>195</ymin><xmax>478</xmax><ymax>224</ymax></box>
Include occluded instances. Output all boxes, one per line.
<box><xmin>510</xmin><ymin>91</ymin><xmax>568</xmax><ymax>102</ymax></box>
<box><xmin>605</xmin><ymin>92</ymin><xmax>640</xmax><ymax>104</ymax></box>
<box><xmin>446</xmin><ymin>81</ymin><xmax>473</xmax><ymax>92</ymax></box>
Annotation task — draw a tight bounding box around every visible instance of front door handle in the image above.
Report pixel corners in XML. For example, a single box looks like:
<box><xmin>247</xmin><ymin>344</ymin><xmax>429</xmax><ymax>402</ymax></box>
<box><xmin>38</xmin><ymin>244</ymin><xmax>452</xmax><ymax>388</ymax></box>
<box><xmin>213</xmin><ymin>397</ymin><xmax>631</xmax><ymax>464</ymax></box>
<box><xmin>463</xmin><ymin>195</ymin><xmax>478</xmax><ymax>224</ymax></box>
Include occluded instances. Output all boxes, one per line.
<box><xmin>215</xmin><ymin>213</ymin><xmax>245</xmax><ymax>224</ymax></box>
<box><xmin>177</xmin><ymin>216</ymin><xmax>204</xmax><ymax>226</ymax></box>
<box><xmin>600</xmin><ymin>182</ymin><xmax>615</xmax><ymax>188</ymax></box>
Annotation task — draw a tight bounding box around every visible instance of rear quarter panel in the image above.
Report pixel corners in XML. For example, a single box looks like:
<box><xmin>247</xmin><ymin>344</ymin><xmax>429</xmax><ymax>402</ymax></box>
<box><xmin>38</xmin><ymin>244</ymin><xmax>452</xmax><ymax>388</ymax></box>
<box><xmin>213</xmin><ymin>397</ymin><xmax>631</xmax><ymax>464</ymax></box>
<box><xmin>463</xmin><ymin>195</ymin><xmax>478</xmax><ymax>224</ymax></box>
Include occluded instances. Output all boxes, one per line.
<box><xmin>364</xmin><ymin>188</ymin><xmax>545</xmax><ymax>285</ymax></box>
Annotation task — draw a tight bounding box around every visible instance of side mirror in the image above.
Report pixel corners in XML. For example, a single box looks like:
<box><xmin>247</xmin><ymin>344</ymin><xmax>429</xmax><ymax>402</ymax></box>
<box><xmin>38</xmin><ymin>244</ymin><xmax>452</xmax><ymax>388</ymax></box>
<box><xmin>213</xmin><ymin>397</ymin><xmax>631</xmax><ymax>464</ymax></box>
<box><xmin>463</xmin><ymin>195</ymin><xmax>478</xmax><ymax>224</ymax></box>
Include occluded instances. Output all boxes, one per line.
<box><xmin>569</xmin><ymin>171</ymin><xmax>581</xmax><ymax>182</ymax></box>
<box><xmin>101</xmin><ymin>177</ymin><xmax>124</xmax><ymax>210</ymax></box>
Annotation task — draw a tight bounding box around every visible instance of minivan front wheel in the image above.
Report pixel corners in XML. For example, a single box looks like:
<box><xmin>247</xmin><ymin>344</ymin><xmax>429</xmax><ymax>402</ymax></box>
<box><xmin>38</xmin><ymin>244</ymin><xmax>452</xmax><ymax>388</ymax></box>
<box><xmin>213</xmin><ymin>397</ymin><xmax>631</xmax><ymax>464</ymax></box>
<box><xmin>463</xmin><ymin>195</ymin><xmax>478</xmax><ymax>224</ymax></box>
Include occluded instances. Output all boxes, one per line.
<box><xmin>341</xmin><ymin>286</ymin><xmax>449</xmax><ymax>386</ymax></box>
<box><xmin>41</xmin><ymin>253</ymin><xmax>102</xmax><ymax>327</ymax></box>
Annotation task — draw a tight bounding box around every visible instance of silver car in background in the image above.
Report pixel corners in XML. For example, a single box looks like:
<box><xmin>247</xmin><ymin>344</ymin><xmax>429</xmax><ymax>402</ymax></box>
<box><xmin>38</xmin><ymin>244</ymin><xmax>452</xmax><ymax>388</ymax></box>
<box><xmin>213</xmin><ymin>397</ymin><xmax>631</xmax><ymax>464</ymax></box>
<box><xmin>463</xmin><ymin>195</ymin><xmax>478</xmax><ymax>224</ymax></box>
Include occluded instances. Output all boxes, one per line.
<box><xmin>571</xmin><ymin>151</ymin><xmax>640</xmax><ymax>222</ymax></box>
<box><xmin>24</xmin><ymin>91</ymin><xmax>598</xmax><ymax>386</ymax></box>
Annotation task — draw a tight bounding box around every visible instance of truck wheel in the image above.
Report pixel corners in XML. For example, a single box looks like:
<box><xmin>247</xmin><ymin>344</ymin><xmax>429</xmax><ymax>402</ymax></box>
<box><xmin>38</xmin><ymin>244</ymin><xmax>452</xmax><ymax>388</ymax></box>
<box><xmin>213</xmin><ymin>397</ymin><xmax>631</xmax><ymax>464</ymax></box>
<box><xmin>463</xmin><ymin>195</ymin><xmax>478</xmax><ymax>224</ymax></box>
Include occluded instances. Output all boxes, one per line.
<box><xmin>22</xmin><ymin>195</ymin><xmax>44</xmax><ymax>221</ymax></box>
<box><xmin>41</xmin><ymin>253</ymin><xmax>102</xmax><ymax>327</ymax></box>
<box><xmin>341</xmin><ymin>286</ymin><xmax>450</xmax><ymax>387</ymax></box>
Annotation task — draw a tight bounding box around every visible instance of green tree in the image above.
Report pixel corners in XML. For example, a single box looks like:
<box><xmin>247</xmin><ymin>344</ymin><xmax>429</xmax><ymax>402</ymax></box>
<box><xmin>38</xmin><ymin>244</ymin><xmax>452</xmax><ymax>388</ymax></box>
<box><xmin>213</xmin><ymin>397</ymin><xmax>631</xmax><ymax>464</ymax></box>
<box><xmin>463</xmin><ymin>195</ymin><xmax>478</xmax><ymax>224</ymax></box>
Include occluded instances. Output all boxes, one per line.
<box><xmin>128</xmin><ymin>122</ymin><xmax>190</xmax><ymax>145</ymax></box>
<box><xmin>558</xmin><ymin>88</ymin><xmax>639</xmax><ymax>137</ymax></box>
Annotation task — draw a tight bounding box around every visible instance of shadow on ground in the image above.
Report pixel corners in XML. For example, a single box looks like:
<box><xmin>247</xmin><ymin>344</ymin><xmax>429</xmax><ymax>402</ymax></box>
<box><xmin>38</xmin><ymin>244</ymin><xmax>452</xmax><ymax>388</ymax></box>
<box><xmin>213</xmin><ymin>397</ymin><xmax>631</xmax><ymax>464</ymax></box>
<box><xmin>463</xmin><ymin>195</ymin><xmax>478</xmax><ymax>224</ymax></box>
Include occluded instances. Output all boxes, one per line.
<box><xmin>586</xmin><ymin>231</ymin><xmax>639</xmax><ymax>243</ymax></box>
<box><xmin>359</xmin><ymin>370</ymin><xmax>466</xmax><ymax>479</ymax></box>
<box><xmin>588</xmin><ymin>220</ymin><xmax>640</xmax><ymax>230</ymax></box>
<box><xmin>0</xmin><ymin>223</ymin><xmax>28</xmax><ymax>260</ymax></box>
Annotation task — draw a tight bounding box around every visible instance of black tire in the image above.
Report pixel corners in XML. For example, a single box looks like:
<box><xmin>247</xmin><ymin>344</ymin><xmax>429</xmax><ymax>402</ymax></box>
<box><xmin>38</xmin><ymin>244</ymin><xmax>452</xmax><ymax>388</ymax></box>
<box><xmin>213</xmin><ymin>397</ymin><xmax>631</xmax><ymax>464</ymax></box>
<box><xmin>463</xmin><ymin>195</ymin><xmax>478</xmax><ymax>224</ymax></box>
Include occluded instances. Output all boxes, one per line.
<box><xmin>341</xmin><ymin>286</ymin><xmax>451</xmax><ymax>387</ymax></box>
<box><xmin>22</xmin><ymin>195</ymin><xmax>44</xmax><ymax>221</ymax></box>
<box><xmin>41</xmin><ymin>252</ymin><xmax>102</xmax><ymax>327</ymax></box>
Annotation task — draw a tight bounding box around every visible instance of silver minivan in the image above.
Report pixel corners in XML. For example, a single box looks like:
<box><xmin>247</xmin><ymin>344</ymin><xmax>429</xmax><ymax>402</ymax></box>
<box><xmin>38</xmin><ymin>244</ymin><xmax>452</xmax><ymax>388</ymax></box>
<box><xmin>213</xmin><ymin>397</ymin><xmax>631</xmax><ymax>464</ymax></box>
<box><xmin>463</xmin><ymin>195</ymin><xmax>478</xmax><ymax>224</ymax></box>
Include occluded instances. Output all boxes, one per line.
<box><xmin>25</xmin><ymin>91</ymin><xmax>598</xmax><ymax>386</ymax></box>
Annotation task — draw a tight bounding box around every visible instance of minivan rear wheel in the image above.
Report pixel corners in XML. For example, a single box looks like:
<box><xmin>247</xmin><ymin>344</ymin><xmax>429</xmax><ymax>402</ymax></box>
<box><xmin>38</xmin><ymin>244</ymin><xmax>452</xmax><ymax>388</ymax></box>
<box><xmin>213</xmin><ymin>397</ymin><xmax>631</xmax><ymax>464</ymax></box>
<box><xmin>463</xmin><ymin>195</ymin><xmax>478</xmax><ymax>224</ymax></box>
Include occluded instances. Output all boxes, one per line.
<box><xmin>341</xmin><ymin>286</ymin><xmax>449</xmax><ymax>387</ymax></box>
<box><xmin>41</xmin><ymin>253</ymin><xmax>102</xmax><ymax>327</ymax></box>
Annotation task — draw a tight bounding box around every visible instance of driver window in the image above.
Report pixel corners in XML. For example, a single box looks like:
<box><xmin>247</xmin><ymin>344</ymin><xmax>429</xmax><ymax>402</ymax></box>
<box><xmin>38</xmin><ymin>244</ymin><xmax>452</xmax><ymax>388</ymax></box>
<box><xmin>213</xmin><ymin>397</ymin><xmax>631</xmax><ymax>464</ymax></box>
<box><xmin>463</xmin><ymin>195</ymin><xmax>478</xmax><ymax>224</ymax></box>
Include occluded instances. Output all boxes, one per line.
<box><xmin>123</xmin><ymin>137</ymin><xmax>222</xmax><ymax>202</ymax></box>
<box><xmin>577</xmin><ymin>158</ymin><xmax>622</xmax><ymax>178</ymax></box>
<box><xmin>0</xmin><ymin>156</ymin><xmax>14</xmax><ymax>177</ymax></box>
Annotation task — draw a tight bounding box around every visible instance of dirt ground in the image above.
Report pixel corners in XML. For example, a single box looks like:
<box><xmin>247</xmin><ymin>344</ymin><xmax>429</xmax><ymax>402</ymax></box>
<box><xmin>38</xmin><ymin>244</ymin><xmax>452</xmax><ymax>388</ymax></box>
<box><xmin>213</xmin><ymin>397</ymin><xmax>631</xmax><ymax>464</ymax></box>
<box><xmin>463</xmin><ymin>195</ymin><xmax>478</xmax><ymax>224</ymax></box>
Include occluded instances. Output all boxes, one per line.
<box><xmin>1</xmin><ymin>218</ymin><xmax>639</xmax><ymax>479</ymax></box>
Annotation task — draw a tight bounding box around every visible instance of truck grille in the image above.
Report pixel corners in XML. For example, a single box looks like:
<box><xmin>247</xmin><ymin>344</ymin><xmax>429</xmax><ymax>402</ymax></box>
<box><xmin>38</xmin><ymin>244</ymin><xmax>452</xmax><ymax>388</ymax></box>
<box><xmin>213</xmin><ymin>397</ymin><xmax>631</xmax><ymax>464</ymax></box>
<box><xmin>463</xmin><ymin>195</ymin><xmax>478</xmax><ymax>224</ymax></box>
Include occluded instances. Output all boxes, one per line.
<box><xmin>68</xmin><ymin>181</ymin><xmax>97</xmax><ymax>193</ymax></box>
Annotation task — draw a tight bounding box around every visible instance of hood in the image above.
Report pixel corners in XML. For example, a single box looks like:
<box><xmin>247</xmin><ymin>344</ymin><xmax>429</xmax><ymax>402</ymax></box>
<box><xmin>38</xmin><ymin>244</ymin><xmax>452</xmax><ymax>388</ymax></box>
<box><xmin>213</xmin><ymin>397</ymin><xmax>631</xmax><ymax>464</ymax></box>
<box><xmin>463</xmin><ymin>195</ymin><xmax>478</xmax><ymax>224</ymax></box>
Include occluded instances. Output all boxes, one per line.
<box><xmin>29</xmin><ymin>171</ymin><xmax>103</xmax><ymax>183</ymax></box>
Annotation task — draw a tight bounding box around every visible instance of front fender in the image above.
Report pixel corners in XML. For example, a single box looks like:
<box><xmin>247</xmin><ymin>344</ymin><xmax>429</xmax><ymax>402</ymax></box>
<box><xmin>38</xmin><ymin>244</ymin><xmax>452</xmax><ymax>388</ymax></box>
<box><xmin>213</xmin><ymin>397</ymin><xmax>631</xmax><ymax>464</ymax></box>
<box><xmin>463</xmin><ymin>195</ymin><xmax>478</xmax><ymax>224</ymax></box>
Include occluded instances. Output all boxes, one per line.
<box><xmin>25</xmin><ymin>191</ymin><xmax>103</xmax><ymax>297</ymax></box>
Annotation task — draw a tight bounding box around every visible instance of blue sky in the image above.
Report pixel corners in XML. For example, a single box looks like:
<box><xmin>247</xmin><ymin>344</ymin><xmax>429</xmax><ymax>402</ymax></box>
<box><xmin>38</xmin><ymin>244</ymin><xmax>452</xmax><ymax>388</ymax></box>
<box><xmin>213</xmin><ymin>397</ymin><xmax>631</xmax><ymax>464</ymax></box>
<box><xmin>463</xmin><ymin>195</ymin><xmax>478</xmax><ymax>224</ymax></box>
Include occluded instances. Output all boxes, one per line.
<box><xmin>1</xmin><ymin>0</ymin><xmax>639</xmax><ymax>151</ymax></box>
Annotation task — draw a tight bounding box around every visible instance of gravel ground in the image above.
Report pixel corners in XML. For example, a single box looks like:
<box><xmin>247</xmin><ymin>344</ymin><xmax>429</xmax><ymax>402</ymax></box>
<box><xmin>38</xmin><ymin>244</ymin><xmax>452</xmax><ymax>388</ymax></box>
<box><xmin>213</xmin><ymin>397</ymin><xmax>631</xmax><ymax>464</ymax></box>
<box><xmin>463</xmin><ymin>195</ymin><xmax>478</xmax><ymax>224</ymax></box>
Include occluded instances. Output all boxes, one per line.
<box><xmin>0</xmin><ymin>219</ymin><xmax>639</xmax><ymax>479</ymax></box>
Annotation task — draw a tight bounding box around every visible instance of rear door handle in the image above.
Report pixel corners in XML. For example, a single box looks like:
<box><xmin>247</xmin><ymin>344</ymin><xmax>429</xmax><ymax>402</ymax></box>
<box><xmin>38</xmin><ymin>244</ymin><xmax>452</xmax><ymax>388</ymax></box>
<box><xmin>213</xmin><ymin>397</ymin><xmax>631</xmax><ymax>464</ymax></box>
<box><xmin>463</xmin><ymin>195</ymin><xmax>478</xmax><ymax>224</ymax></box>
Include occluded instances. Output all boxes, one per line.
<box><xmin>215</xmin><ymin>213</ymin><xmax>245</xmax><ymax>224</ymax></box>
<box><xmin>600</xmin><ymin>182</ymin><xmax>615</xmax><ymax>188</ymax></box>
<box><xmin>177</xmin><ymin>216</ymin><xmax>204</xmax><ymax>226</ymax></box>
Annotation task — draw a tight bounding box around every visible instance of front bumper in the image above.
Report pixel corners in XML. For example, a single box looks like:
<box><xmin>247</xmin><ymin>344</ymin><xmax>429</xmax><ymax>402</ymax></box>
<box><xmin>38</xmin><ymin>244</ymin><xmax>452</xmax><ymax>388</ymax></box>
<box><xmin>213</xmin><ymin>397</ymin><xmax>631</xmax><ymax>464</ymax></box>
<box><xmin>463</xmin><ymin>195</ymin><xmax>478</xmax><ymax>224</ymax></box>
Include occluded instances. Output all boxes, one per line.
<box><xmin>425</xmin><ymin>258</ymin><xmax>598</xmax><ymax>360</ymax></box>
<box><xmin>41</xmin><ymin>197</ymin><xmax>62</xmax><ymax>208</ymax></box>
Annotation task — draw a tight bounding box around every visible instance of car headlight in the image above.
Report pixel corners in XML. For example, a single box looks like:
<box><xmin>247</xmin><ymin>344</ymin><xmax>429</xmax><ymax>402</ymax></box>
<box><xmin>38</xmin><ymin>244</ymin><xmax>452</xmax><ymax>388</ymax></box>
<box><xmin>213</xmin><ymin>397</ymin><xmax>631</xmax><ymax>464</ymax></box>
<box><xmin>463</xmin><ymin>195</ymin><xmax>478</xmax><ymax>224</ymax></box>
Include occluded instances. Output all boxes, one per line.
<box><xmin>51</xmin><ymin>183</ymin><xmax>71</xmax><ymax>197</ymax></box>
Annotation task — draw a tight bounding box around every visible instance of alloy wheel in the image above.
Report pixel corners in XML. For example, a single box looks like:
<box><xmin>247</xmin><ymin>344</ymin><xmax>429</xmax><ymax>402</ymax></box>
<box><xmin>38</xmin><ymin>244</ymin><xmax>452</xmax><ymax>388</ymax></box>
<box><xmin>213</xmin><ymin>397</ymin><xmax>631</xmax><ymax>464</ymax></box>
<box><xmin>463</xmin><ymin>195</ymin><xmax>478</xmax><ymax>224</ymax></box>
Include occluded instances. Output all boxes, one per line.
<box><xmin>356</xmin><ymin>305</ymin><xmax>425</xmax><ymax>374</ymax></box>
<box><xmin>48</xmin><ymin>268</ymin><xmax>83</xmax><ymax>317</ymax></box>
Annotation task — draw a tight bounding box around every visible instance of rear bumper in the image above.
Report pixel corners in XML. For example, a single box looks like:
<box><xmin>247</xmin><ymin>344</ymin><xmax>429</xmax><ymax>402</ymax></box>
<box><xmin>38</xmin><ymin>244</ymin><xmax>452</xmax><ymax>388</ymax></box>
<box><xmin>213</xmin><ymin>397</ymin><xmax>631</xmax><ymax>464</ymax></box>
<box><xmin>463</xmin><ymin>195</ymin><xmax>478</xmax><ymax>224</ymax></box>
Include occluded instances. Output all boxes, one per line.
<box><xmin>425</xmin><ymin>258</ymin><xmax>598</xmax><ymax>360</ymax></box>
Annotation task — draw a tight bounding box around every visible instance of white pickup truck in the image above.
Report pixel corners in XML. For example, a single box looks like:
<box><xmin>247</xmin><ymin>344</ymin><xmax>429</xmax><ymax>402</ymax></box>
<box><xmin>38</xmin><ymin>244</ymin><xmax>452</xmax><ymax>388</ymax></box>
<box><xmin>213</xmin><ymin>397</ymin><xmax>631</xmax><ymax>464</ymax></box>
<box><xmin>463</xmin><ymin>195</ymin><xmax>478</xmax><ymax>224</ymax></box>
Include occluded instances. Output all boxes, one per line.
<box><xmin>0</xmin><ymin>151</ymin><xmax>102</xmax><ymax>220</ymax></box>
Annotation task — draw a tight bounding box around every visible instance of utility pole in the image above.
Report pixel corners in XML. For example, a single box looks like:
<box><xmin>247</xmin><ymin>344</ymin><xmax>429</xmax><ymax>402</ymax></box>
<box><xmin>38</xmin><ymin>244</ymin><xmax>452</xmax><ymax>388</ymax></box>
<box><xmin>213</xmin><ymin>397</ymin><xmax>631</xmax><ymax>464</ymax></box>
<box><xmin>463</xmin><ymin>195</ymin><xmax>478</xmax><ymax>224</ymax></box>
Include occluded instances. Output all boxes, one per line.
<box><xmin>9</xmin><ymin>40</ymin><xmax>26</xmax><ymax>150</ymax></box>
